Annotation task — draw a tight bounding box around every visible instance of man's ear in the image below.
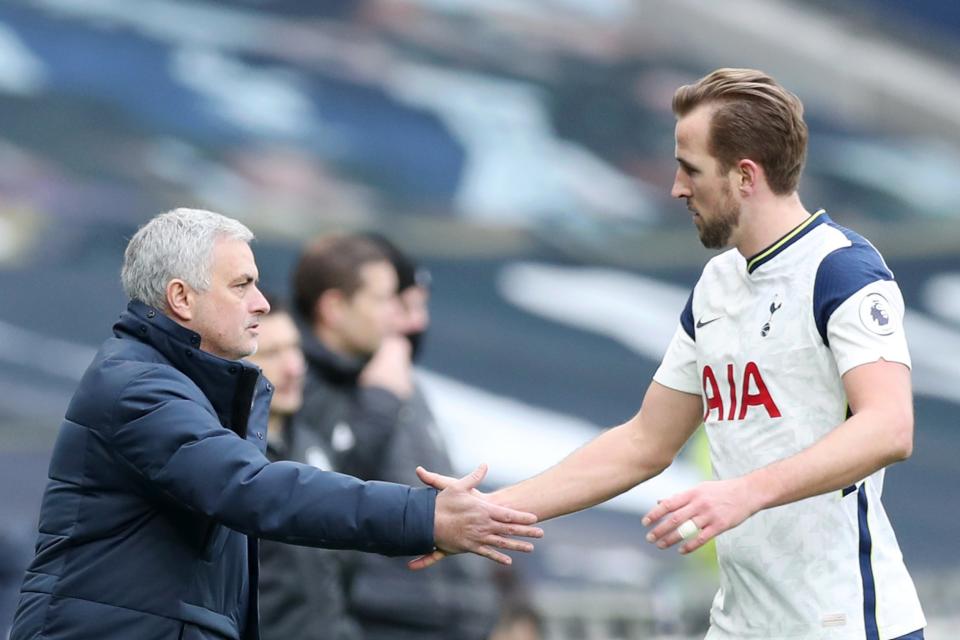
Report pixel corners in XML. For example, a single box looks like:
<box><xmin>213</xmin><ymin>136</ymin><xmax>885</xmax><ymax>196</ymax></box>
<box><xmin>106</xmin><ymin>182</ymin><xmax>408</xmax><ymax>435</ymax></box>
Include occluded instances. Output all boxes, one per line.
<box><xmin>736</xmin><ymin>159</ymin><xmax>762</xmax><ymax>196</ymax></box>
<box><xmin>316</xmin><ymin>289</ymin><xmax>346</xmax><ymax>330</ymax></box>
<box><xmin>166</xmin><ymin>279</ymin><xmax>195</xmax><ymax>322</ymax></box>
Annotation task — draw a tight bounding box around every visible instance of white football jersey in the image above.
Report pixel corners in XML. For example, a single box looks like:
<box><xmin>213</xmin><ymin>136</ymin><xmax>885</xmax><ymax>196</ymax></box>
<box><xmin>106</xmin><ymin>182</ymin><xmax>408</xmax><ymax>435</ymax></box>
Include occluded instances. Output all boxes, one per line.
<box><xmin>654</xmin><ymin>211</ymin><xmax>925</xmax><ymax>639</ymax></box>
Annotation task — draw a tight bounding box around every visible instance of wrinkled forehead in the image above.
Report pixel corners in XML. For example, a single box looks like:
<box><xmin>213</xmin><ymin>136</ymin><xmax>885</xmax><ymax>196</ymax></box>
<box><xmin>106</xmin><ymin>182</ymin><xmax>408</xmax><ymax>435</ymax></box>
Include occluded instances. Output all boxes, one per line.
<box><xmin>211</xmin><ymin>236</ymin><xmax>258</xmax><ymax>280</ymax></box>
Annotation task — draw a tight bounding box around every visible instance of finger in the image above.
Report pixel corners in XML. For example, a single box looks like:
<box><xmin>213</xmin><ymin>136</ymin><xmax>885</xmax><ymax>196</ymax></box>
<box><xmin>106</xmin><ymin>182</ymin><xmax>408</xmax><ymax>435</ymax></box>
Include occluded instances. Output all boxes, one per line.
<box><xmin>473</xmin><ymin>545</ymin><xmax>512</xmax><ymax>566</ymax></box>
<box><xmin>416</xmin><ymin>466</ymin><xmax>458</xmax><ymax>490</ymax></box>
<box><xmin>646</xmin><ymin>506</ymin><xmax>699</xmax><ymax>546</ymax></box>
<box><xmin>407</xmin><ymin>549</ymin><xmax>447</xmax><ymax>571</ymax></box>
<box><xmin>497</xmin><ymin>523</ymin><xmax>544</xmax><ymax>539</ymax></box>
<box><xmin>484</xmin><ymin>535</ymin><xmax>534</xmax><ymax>553</ymax></box>
<box><xmin>679</xmin><ymin>524</ymin><xmax>718</xmax><ymax>555</ymax></box>
<box><xmin>457</xmin><ymin>463</ymin><xmax>489</xmax><ymax>491</ymax></box>
<box><xmin>487</xmin><ymin>503</ymin><xmax>538</xmax><ymax>526</ymax></box>
<box><xmin>641</xmin><ymin>493</ymin><xmax>691</xmax><ymax>527</ymax></box>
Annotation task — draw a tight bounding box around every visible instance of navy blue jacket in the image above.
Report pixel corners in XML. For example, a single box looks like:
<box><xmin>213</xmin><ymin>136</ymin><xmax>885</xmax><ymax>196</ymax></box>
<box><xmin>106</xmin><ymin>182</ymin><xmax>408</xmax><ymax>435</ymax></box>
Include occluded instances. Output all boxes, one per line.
<box><xmin>10</xmin><ymin>301</ymin><xmax>436</xmax><ymax>640</ymax></box>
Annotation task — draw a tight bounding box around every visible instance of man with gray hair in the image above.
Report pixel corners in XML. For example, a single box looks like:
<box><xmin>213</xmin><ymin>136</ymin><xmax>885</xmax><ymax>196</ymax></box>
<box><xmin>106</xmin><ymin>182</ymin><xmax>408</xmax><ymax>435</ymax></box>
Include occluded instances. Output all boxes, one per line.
<box><xmin>9</xmin><ymin>208</ymin><xmax>542</xmax><ymax>640</ymax></box>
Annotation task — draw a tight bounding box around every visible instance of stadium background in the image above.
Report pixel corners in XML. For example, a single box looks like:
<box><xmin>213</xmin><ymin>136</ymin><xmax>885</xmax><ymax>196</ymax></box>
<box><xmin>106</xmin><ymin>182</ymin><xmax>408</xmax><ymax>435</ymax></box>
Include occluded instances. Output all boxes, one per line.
<box><xmin>1</xmin><ymin>1</ymin><xmax>958</xmax><ymax>637</ymax></box>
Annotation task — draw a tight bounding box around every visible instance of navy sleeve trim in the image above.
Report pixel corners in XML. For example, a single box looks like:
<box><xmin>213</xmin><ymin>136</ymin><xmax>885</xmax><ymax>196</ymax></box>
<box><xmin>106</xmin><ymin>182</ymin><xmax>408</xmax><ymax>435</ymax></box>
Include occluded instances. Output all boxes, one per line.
<box><xmin>813</xmin><ymin>229</ymin><xmax>893</xmax><ymax>346</ymax></box>
<box><xmin>680</xmin><ymin>290</ymin><xmax>695</xmax><ymax>341</ymax></box>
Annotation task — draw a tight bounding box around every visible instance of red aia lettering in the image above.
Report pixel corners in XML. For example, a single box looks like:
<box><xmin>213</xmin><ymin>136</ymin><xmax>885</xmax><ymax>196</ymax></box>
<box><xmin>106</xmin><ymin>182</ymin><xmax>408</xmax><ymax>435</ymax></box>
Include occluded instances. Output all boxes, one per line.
<box><xmin>701</xmin><ymin>361</ymin><xmax>781</xmax><ymax>422</ymax></box>
<box><xmin>702</xmin><ymin>366</ymin><xmax>723</xmax><ymax>422</ymax></box>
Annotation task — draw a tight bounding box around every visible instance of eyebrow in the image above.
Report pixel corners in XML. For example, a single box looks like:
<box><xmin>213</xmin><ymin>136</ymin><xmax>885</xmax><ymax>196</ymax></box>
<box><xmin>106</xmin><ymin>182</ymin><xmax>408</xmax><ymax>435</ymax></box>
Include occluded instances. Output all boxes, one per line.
<box><xmin>230</xmin><ymin>274</ymin><xmax>258</xmax><ymax>286</ymax></box>
<box><xmin>676</xmin><ymin>157</ymin><xmax>699</xmax><ymax>173</ymax></box>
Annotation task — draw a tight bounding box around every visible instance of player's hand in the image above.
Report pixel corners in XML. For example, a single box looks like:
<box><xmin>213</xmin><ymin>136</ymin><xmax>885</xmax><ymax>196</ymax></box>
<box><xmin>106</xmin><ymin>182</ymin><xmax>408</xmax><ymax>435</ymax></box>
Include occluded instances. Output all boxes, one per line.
<box><xmin>641</xmin><ymin>477</ymin><xmax>757</xmax><ymax>554</ymax></box>
<box><xmin>414</xmin><ymin>464</ymin><xmax>543</xmax><ymax>571</ymax></box>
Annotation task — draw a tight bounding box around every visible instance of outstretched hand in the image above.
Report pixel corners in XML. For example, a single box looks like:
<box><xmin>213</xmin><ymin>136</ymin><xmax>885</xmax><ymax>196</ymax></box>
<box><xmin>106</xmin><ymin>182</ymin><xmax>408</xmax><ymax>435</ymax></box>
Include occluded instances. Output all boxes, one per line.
<box><xmin>408</xmin><ymin>466</ymin><xmax>462</xmax><ymax>570</ymax></box>
<box><xmin>410</xmin><ymin>464</ymin><xmax>542</xmax><ymax>571</ymax></box>
<box><xmin>642</xmin><ymin>477</ymin><xmax>756</xmax><ymax>554</ymax></box>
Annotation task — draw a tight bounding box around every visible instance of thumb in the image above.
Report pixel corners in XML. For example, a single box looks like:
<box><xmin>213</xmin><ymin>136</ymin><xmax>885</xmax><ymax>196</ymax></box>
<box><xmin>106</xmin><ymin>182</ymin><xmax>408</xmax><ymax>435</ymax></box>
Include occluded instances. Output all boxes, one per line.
<box><xmin>407</xmin><ymin>549</ymin><xmax>447</xmax><ymax>571</ymax></box>
<box><xmin>459</xmin><ymin>463</ymin><xmax>488</xmax><ymax>491</ymax></box>
<box><xmin>416</xmin><ymin>466</ymin><xmax>456</xmax><ymax>490</ymax></box>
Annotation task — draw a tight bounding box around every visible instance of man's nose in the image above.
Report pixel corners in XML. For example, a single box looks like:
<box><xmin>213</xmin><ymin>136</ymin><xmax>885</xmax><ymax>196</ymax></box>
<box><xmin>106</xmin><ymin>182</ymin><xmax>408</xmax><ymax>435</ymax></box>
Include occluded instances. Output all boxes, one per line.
<box><xmin>251</xmin><ymin>286</ymin><xmax>270</xmax><ymax>314</ymax></box>
<box><xmin>671</xmin><ymin>170</ymin><xmax>690</xmax><ymax>199</ymax></box>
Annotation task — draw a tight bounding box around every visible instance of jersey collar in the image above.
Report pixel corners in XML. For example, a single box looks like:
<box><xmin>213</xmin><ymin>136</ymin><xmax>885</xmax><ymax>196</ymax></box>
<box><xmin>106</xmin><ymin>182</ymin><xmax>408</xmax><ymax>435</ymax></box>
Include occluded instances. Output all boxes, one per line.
<box><xmin>746</xmin><ymin>209</ymin><xmax>828</xmax><ymax>274</ymax></box>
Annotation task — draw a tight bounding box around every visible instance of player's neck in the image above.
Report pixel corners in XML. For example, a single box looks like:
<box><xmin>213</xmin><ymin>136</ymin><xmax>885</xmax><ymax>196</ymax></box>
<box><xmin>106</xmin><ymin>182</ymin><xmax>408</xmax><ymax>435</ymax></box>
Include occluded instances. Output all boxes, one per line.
<box><xmin>734</xmin><ymin>193</ymin><xmax>811</xmax><ymax>258</ymax></box>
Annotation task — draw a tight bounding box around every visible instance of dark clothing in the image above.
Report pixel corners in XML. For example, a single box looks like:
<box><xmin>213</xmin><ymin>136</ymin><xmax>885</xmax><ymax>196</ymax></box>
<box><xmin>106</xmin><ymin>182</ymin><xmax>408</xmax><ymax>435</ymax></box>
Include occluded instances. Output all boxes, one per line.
<box><xmin>296</xmin><ymin>325</ymin><xmax>499</xmax><ymax>640</ymax></box>
<box><xmin>259</xmin><ymin>424</ymin><xmax>361</xmax><ymax>640</ymax></box>
<box><xmin>348</xmin><ymin>388</ymin><xmax>500</xmax><ymax>640</ymax></box>
<box><xmin>294</xmin><ymin>320</ymin><xmax>402</xmax><ymax>481</ymax></box>
<box><xmin>11</xmin><ymin>301</ymin><xmax>435</xmax><ymax>640</ymax></box>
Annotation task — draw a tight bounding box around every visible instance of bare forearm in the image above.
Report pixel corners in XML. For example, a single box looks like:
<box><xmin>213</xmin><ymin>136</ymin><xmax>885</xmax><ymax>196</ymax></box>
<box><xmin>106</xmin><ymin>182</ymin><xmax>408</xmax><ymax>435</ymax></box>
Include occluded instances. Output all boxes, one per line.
<box><xmin>747</xmin><ymin>408</ymin><xmax>912</xmax><ymax>512</ymax></box>
<box><xmin>492</xmin><ymin>423</ymin><xmax>666</xmax><ymax>521</ymax></box>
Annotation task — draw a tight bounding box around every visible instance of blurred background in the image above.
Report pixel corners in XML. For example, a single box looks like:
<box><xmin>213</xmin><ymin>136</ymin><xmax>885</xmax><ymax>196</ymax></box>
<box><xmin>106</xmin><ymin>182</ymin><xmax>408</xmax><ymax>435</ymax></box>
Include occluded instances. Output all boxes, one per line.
<box><xmin>1</xmin><ymin>0</ymin><xmax>959</xmax><ymax>638</ymax></box>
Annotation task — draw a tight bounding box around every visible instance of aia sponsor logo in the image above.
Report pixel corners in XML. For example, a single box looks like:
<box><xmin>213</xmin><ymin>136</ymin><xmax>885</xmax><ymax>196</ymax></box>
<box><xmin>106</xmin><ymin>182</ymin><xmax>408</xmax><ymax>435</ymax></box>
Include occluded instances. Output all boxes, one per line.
<box><xmin>702</xmin><ymin>361</ymin><xmax>781</xmax><ymax>422</ymax></box>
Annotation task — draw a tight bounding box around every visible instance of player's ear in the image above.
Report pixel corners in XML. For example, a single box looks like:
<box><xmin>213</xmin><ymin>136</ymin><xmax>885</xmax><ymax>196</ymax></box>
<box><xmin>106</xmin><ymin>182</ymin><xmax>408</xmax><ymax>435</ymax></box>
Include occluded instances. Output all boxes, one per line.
<box><xmin>736</xmin><ymin>159</ymin><xmax>761</xmax><ymax>195</ymax></box>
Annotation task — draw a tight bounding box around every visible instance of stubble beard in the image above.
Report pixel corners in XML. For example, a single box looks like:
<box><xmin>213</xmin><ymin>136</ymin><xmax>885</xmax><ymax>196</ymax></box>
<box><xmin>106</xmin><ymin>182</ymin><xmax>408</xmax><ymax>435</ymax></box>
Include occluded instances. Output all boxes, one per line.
<box><xmin>696</xmin><ymin>187</ymin><xmax>740</xmax><ymax>250</ymax></box>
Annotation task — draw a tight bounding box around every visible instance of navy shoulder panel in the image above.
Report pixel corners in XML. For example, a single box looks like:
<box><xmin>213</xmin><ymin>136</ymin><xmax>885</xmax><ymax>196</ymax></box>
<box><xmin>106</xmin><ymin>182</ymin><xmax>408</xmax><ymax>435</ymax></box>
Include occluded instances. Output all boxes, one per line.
<box><xmin>680</xmin><ymin>290</ymin><xmax>695</xmax><ymax>341</ymax></box>
<box><xmin>813</xmin><ymin>224</ymin><xmax>893</xmax><ymax>346</ymax></box>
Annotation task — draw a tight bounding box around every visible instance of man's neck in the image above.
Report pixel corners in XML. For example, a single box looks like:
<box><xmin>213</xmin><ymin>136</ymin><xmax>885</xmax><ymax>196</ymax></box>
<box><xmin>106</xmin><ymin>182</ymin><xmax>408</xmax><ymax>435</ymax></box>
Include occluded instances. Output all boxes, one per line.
<box><xmin>734</xmin><ymin>192</ymin><xmax>812</xmax><ymax>258</ymax></box>
<box><xmin>266</xmin><ymin>414</ymin><xmax>285</xmax><ymax>446</ymax></box>
<box><xmin>315</xmin><ymin>326</ymin><xmax>356</xmax><ymax>361</ymax></box>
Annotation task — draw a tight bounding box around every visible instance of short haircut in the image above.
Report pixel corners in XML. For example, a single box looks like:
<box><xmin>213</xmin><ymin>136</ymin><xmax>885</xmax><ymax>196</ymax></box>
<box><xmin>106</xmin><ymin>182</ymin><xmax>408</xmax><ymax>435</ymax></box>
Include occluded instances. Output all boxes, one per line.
<box><xmin>672</xmin><ymin>68</ymin><xmax>808</xmax><ymax>194</ymax></box>
<box><xmin>291</xmin><ymin>234</ymin><xmax>389</xmax><ymax>323</ymax></box>
<box><xmin>360</xmin><ymin>232</ymin><xmax>431</xmax><ymax>293</ymax></box>
<box><xmin>121</xmin><ymin>208</ymin><xmax>253</xmax><ymax>309</ymax></box>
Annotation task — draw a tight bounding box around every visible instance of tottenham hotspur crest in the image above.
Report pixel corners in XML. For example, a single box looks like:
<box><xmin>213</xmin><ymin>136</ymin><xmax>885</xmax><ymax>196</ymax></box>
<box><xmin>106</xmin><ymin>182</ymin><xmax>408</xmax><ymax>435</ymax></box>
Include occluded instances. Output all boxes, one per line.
<box><xmin>761</xmin><ymin>295</ymin><xmax>782</xmax><ymax>337</ymax></box>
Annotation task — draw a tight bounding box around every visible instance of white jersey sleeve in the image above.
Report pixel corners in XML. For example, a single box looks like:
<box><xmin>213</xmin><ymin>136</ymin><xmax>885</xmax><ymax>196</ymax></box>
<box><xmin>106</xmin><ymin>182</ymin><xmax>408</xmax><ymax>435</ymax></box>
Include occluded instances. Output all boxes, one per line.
<box><xmin>653</xmin><ymin>293</ymin><xmax>701</xmax><ymax>395</ymax></box>
<box><xmin>827</xmin><ymin>280</ymin><xmax>911</xmax><ymax>375</ymax></box>
<box><xmin>813</xmin><ymin>236</ymin><xmax>911</xmax><ymax>377</ymax></box>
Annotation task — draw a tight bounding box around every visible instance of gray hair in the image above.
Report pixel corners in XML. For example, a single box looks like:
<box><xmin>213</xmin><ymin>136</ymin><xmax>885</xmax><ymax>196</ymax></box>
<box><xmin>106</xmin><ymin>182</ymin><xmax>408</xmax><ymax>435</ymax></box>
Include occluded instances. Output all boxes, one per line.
<box><xmin>121</xmin><ymin>208</ymin><xmax>254</xmax><ymax>308</ymax></box>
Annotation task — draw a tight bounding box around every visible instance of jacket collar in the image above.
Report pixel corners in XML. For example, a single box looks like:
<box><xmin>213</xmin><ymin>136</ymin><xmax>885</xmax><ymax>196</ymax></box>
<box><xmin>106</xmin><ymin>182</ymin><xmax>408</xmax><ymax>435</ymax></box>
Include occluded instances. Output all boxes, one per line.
<box><xmin>114</xmin><ymin>300</ymin><xmax>264</xmax><ymax>436</ymax></box>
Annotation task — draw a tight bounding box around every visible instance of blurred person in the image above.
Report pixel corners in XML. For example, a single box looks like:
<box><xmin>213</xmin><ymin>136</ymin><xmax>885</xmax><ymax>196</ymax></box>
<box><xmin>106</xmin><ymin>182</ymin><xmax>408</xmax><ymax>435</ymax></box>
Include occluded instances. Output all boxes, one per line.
<box><xmin>246</xmin><ymin>297</ymin><xmax>361</xmax><ymax>640</ymax></box>
<box><xmin>290</xmin><ymin>234</ymin><xmax>413</xmax><ymax>482</ymax></box>
<box><xmin>413</xmin><ymin>69</ymin><xmax>926</xmax><ymax>640</ymax></box>
<box><xmin>9</xmin><ymin>209</ymin><xmax>542</xmax><ymax>640</ymax></box>
<box><xmin>336</xmin><ymin>234</ymin><xmax>499</xmax><ymax>640</ymax></box>
<box><xmin>488</xmin><ymin>603</ymin><xmax>544</xmax><ymax>640</ymax></box>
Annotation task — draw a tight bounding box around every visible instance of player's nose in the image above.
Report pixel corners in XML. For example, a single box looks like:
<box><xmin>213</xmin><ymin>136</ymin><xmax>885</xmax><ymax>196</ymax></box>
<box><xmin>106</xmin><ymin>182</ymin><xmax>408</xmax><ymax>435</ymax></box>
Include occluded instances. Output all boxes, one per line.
<box><xmin>671</xmin><ymin>169</ymin><xmax>691</xmax><ymax>199</ymax></box>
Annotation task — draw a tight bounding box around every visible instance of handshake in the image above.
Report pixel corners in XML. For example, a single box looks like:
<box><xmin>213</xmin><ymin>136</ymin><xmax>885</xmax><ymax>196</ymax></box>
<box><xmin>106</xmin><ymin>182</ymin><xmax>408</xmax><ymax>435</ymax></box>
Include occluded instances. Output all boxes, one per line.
<box><xmin>423</xmin><ymin>463</ymin><xmax>542</xmax><ymax>571</ymax></box>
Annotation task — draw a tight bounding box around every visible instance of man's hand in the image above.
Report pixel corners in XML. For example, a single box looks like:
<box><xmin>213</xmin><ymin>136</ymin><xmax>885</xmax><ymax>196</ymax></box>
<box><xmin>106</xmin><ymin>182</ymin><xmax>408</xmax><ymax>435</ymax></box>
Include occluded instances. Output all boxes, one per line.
<box><xmin>642</xmin><ymin>477</ymin><xmax>757</xmax><ymax>554</ymax></box>
<box><xmin>411</xmin><ymin>464</ymin><xmax>542</xmax><ymax>571</ymax></box>
<box><xmin>359</xmin><ymin>335</ymin><xmax>413</xmax><ymax>399</ymax></box>
<box><xmin>407</xmin><ymin>466</ymin><xmax>459</xmax><ymax>570</ymax></box>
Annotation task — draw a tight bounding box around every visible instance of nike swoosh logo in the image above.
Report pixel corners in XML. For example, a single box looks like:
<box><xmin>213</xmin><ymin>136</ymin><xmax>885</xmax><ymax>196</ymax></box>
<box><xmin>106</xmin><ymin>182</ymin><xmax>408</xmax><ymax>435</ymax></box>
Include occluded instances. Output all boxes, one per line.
<box><xmin>696</xmin><ymin>316</ymin><xmax>722</xmax><ymax>329</ymax></box>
